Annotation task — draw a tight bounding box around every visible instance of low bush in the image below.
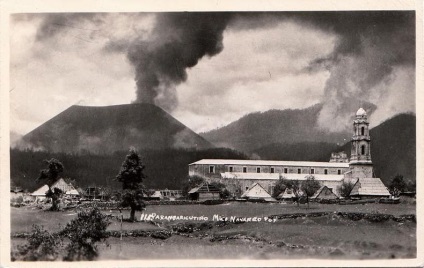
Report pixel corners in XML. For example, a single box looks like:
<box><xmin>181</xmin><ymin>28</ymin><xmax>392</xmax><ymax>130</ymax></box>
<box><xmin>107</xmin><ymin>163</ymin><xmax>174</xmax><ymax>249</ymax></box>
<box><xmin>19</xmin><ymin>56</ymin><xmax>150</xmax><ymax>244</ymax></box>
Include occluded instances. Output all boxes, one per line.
<box><xmin>12</xmin><ymin>225</ymin><xmax>62</xmax><ymax>261</ymax></box>
<box><xmin>12</xmin><ymin>208</ymin><xmax>111</xmax><ymax>262</ymax></box>
<box><xmin>202</xmin><ymin>200</ymin><xmax>225</xmax><ymax>205</ymax></box>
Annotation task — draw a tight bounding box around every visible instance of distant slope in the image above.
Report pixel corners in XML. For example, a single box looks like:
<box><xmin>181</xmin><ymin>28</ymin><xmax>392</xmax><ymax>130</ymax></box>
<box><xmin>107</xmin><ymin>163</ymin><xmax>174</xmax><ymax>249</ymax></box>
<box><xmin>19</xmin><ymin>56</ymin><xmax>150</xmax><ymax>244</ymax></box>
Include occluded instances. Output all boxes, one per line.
<box><xmin>201</xmin><ymin>104</ymin><xmax>350</xmax><ymax>153</ymax></box>
<box><xmin>249</xmin><ymin>113</ymin><xmax>416</xmax><ymax>185</ymax></box>
<box><xmin>20</xmin><ymin>103</ymin><xmax>213</xmax><ymax>154</ymax></box>
<box><xmin>252</xmin><ymin>142</ymin><xmax>341</xmax><ymax>162</ymax></box>
<box><xmin>340</xmin><ymin>113</ymin><xmax>416</xmax><ymax>185</ymax></box>
<box><xmin>10</xmin><ymin>147</ymin><xmax>248</xmax><ymax>191</ymax></box>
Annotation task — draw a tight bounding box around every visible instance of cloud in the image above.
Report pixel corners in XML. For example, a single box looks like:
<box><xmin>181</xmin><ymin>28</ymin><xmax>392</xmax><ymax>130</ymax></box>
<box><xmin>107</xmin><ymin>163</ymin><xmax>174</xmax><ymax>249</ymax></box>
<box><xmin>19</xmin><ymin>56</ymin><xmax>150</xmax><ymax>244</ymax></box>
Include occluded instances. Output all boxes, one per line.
<box><xmin>173</xmin><ymin>21</ymin><xmax>334</xmax><ymax>132</ymax></box>
<box><xmin>10</xmin><ymin>11</ymin><xmax>416</xmax><ymax>136</ymax></box>
<box><xmin>298</xmin><ymin>11</ymin><xmax>415</xmax><ymax>131</ymax></box>
<box><xmin>368</xmin><ymin>66</ymin><xmax>415</xmax><ymax>127</ymax></box>
<box><xmin>10</xmin><ymin>13</ymin><xmax>140</xmax><ymax>134</ymax></box>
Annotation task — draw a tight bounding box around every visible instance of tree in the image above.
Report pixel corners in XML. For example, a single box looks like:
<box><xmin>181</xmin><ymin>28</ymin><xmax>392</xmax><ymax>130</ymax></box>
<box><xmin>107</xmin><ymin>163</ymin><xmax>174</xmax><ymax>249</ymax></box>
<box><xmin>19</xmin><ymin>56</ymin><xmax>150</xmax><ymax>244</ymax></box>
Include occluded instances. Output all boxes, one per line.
<box><xmin>210</xmin><ymin>181</ymin><xmax>231</xmax><ymax>199</ymax></box>
<box><xmin>389</xmin><ymin>175</ymin><xmax>407</xmax><ymax>197</ymax></box>
<box><xmin>60</xmin><ymin>208</ymin><xmax>111</xmax><ymax>261</ymax></box>
<box><xmin>284</xmin><ymin>179</ymin><xmax>302</xmax><ymax>205</ymax></box>
<box><xmin>301</xmin><ymin>175</ymin><xmax>321</xmax><ymax>209</ymax></box>
<box><xmin>405</xmin><ymin>179</ymin><xmax>416</xmax><ymax>193</ymax></box>
<box><xmin>12</xmin><ymin>225</ymin><xmax>62</xmax><ymax>261</ymax></box>
<box><xmin>37</xmin><ymin>158</ymin><xmax>64</xmax><ymax>186</ymax></box>
<box><xmin>222</xmin><ymin>175</ymin><xmax>243</xmax><ymax>198</ymax></box>
<box><xmin>181</xmin><ymin>175</ymin><xmax>205</xmax><ymax>197</ymax></box>
<box><xmin>12</xmin><ymin>208</ymin><xmax>111</xmax><ymax>261</ymax></box>
<box><xmin>337</xmin><ymin>180</ymin><xmax>355</xmax><ymax>199</ymax></box>
<box><xmin>36</xmin><ymin>158</ymin><xmax>64</xmax><ymax>211</ymax></box>
<box><xmin>45</xmin><ymin>188</ymin><xmax>64</xmax><ymax>211</ymax></box>
<box><xmin>273</xmin><ymin>175</ymin><xmax>289</xmax><ymax>198</ymax></box>
<box><xmin>116</xmin><ymin>148</ymin><xmax>146</xmax><ymax>222</ymax></box>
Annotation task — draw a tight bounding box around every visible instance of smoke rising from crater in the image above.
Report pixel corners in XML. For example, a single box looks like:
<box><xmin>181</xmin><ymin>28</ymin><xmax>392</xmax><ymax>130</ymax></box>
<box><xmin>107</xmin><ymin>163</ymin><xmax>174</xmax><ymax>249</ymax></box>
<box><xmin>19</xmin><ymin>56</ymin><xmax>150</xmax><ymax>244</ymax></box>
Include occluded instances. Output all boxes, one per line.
<box><xmin>118</xmin><ymin>11</ymin><xmax>415</xmax><ymax>129</ymax></box>
<box><xmin>127</xmin><ymin>13</ymin><xmax>232</xmax><ymax>111</ymax></box>
<box><xmin>32</xmin><ymin>11</ymin><xmax>415</xmax><ymax>132</ymax></box>
<box><xmin>297</xmin><ymin>12</ymin><xmax>415</xmax><ymax>131</ymax></box>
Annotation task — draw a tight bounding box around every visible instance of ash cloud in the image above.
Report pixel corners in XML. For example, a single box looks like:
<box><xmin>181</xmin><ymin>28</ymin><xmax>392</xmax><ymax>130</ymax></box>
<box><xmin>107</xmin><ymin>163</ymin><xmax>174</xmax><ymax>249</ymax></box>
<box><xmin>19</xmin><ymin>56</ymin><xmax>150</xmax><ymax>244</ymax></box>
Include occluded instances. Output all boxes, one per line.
<box><xmin>126</xmin><ymin>13</ymin><xmax>232</xmax><ymax>111</ymax></box>
<box><xmin>297</xmin><ymin>11</ymin><xmax>415</xmax><ymax>131</ymax></box>
<box><xmin>107</xmin><ymin>11</ymin><xmax>415</xmax><ymax>127</ymax></box>
<box><xmin>33</xmin><ymin>12</ymin><xmax>415</xmax><ymax>131</ymax></box>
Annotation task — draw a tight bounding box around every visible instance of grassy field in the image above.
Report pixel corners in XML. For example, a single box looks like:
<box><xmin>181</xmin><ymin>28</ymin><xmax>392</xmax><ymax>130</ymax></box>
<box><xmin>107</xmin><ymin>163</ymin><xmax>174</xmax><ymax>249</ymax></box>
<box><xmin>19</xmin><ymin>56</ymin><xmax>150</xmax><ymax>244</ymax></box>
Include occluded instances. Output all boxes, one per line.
<box><xmin>11</xmin><ymin>202</ymin><xmax>415</xmax><ymax>232</ymax></box>
<box><xmin>10</xmin><ymin>202</ymin><xmax>416</xmax><ymax>260</ymax></box>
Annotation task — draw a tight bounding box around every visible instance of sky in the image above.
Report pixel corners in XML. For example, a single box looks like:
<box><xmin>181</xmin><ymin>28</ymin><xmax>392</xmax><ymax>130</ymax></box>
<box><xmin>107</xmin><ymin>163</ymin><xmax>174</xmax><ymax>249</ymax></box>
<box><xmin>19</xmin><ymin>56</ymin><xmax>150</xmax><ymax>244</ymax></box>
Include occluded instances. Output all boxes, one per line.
<box><xmin>10</xmin><ymin>11</ymin><xmax>416</xmax><ymax>137</ymax></box>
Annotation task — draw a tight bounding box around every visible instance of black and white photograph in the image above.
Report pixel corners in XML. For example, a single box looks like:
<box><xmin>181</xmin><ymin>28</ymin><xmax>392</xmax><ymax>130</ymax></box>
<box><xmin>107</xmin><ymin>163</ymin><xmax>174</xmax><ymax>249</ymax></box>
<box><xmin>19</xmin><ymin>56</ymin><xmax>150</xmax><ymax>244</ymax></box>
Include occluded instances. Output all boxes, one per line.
<box><xmin>1</xmin><ymin>0</ymin><xmax>422</xmax><ymax>266</ymax></box>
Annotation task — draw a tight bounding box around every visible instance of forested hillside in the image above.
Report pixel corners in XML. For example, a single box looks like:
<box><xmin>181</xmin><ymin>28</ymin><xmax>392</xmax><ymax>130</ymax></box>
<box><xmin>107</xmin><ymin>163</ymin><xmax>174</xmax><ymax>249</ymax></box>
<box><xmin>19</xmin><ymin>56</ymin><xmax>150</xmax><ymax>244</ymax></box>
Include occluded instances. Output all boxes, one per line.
<box><xmin>10</xmin><ymin>148</ymin><xmax>248</xmax><ymax>192</ymax></box>
<box><xmin>339</xmin><ymin>113</ymin><xmax>416</xmax><ymax>185</ymax></box>
<box><xmin>201</xmin><ymin>104</ymin><xmax>350</xmax><ymax>152</ymax></box>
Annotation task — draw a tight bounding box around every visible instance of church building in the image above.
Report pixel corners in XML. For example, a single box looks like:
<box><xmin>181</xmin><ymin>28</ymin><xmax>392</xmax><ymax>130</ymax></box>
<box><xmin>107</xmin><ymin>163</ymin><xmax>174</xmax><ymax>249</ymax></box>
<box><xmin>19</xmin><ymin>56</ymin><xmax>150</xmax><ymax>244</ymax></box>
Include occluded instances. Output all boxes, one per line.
<box><xmin>188</xmin><ymin>108</ymin><xmax>390</xmax><ymax>198</ymax></box>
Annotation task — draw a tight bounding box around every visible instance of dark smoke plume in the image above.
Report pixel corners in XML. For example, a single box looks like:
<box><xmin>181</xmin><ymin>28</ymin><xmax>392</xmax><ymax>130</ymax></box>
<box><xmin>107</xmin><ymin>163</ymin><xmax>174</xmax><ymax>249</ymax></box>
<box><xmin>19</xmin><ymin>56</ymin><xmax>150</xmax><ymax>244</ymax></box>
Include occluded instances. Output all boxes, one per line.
<box><xmin>33</xmin><ymin>12</ymin><xmax>415</xmax><ymax>131</ymax></box>
<box><xmin>127</xmin><ymin>13</ymin><xmax>232</xmax><ymax>111</ymax></box>
<box><xmin>123</xmin><ymin>11</ymin><xmax>415</xmax><ymax>122</ymax></box>
<box><xmin>294</xmin><ymin>11</ymin><xmax>415</xmax><ymax>131</ymax></box>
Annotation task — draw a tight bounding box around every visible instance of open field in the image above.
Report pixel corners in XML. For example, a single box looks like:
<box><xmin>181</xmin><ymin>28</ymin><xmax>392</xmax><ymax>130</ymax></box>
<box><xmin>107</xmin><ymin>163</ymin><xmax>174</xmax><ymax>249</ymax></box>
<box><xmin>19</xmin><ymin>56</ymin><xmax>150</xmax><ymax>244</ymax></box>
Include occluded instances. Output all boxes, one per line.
<box><xmin>11</xmin><ymin>202</ymin><xmax>415</xmax><ymax>232</ymax></box>
<box><xmin>10</xmin><ymin>202</ymin><xmax>416</xmax><ymax>260</ymax></box>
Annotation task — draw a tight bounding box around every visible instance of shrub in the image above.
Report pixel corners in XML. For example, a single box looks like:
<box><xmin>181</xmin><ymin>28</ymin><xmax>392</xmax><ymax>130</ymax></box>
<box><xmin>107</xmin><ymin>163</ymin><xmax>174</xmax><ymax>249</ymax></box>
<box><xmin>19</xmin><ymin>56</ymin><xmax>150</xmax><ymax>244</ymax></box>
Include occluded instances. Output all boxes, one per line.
<box><xmin>60</xmin><ymin>208</ymin><xmax>111</xmax><ymax>261</ymax></box>
<box><xmin>12</xmin><ymin>225</ymin><xmax>62</xmax><ymax>261</ymax></box>
<box><xmin>11</xmin><ymin>196</ymin><xmax>24</xmax><ymax>204</ymax></box>
<box><xmin>202</xmin><ymin>199</ymin><xmax>225</xmax><ymax>205</ymax></box>
<box><xmin>12</xmin><ymin>208</ymin><xmax>111</xmax><ymax>261</ymax></box>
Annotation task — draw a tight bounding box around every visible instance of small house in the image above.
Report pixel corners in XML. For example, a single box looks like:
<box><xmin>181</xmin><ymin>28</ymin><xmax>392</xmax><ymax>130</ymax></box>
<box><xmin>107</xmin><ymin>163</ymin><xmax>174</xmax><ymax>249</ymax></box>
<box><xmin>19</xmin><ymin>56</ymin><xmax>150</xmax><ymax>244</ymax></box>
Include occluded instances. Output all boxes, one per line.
<box><xmin>160</xmin><ymin>189</ymin><xmax>183</xmax><ymax>199</ymax></box>
<box><xmin>149</xmin><ymin>191</ymin><xmax>163</xmax><ymax>200</ymax></box>
<box><xmin>350</xmin><ymin>178</ymin><xmax>390</xmax><ymax>199</ymax></box>
<box><xmin>311</xmin><ymin>185</ymin><xmax>339</xmax><ymax>200</ymax></box>
<box><xmin>277</xmin><ymin>188</ymin><xmax>297</xmax><ymax>201</ymax></box>
<box><xmin>51</xmin><ymin>178</ymin><xmax>75</xmax><ymax>193</ymax></box>
<box><xmin>188</xmin><ymin>184</ymin><xmax>221</xmax><ymax>201</ymax></box>
<box><xmin>241</xmin><ymin>183</ymin><xmax>275</xmax><ymax>202</ymax></box>
<box><xmin>84</xmin><ymin>187</ymin><xmax>101</xmax><ymax>200</ymax></box>
<box><xmin>65</xmin><ymin>189</ymin><xmax>80</xmax><ymax>200</ymax></box>
<box><xmin>31</xmin><ymin>184</ymin><xmax>50</xmax><ymax>202</ymax></box>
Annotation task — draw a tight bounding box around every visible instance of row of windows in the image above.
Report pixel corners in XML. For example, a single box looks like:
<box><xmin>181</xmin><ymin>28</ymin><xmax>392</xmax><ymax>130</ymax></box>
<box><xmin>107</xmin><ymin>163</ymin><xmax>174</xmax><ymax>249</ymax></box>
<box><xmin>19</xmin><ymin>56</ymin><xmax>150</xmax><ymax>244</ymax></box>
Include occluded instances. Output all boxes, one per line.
<box><xmin>244</xmin><ymin>185</ymin><xmax>334</xmax><ymax>195</ymax></box>
<box><xmin>209</xmin><ymin>166</ymin><xmax>342</xmax><ymax>175</ymax></box>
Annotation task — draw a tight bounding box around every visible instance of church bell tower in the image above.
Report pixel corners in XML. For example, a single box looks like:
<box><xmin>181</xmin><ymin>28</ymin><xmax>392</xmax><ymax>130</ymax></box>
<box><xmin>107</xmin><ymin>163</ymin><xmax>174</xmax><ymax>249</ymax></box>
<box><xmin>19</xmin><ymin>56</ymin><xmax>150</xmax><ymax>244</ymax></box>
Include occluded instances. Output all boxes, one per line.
<box><xmin>349</xmin><ymin>108</ymin><xmax>373</xmax><ymax>178</ymax></box>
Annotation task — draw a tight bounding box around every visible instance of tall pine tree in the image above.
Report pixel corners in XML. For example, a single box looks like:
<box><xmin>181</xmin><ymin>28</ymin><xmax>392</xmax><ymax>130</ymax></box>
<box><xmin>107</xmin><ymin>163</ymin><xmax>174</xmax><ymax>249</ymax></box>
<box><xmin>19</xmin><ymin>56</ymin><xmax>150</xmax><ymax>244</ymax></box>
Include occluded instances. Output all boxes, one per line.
<box><xmin>36</xmin><ymin>158</ymin><xmax>64</xmax><ymax>211</ymax></box>
<box><xmin>116</xmin><ymin>148</ymin><xmax>146</xmax><ymax>222</ymax></box>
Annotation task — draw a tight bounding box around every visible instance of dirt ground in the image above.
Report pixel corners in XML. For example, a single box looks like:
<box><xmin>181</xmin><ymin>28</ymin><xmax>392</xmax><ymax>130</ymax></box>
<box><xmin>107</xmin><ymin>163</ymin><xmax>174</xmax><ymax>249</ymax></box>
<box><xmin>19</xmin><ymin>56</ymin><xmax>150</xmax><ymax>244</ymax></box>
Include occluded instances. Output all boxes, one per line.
<box><xmin>10</xmin><ymin>202</ymin><xmax>416</xmax><ymax>260</ymax></box>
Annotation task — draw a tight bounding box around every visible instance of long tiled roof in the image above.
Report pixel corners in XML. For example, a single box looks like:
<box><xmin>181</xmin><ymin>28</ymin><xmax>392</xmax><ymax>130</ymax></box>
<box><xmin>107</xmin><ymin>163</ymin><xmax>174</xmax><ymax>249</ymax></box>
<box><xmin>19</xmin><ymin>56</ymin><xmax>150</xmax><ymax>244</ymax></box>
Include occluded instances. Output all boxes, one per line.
<box><xmin>188</xmin><ymin>183</ymin><xmax>221</xmax><ymax>194</ymax></box>
<box><xmin>190</xmin><ymin>159</ymin><xmax>349</xmax><ymax>168</ymax></box>
<box><xmin>221</xmin><ymin>172</ymin><xmax>344</xmax><ymax>181</ymax></box>
<box><xmin>31</xmin><ymin>184</ymin><xmax>49</xmax><ymax>196</ymax></box>
<box><xmin>350</xmin><ymin>178</ymin><xmax>390</xmax><ymax>196</ymax></box>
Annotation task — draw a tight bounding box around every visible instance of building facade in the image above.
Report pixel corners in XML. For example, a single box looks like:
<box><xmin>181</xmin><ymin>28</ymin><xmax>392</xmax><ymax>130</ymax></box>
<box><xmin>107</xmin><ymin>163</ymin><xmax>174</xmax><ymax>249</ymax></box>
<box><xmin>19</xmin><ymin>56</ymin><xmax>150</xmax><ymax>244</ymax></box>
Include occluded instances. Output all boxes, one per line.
<box><xmin>189</xmin><ymin>159</ymin><xmax>348</xmax><ymax>196</ymax></box>
<box><xmin>188</xmin><ymin>108</ymin><xmax>389</xmax><ymax>198</ymax></box>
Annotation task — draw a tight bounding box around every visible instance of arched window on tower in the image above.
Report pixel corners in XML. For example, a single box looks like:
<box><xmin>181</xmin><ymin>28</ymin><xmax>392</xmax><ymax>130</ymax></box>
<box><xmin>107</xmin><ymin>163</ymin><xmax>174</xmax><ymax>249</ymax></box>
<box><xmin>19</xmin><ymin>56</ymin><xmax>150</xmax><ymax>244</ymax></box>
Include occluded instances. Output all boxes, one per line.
<box><xmin>361</xmin><ymin>145</ymin><xmax>365</xmax><ymax>155</ymax></box>
<box><xmin>361</xmin><ymin>127</ymin><xmax>365</xmax><ymax>136</ymax></box>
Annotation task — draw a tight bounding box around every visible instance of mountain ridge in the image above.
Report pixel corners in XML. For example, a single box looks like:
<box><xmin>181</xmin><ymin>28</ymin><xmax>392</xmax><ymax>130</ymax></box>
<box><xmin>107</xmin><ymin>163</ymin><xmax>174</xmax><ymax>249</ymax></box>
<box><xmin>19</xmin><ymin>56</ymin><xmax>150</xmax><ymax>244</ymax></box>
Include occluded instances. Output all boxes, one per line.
<box><xmin>19</xmin><ymin>103</ymin><xmax>214</xmax><ymax>154</ymax></box>
<box><xmin>201</xmin><ymin>104</ymin><xmax>351</xmax><ymax>152</ymax></box>
<box><xmin>14</xmin><ymin>103</ymin><xmax>416</xmax><ymax>188</ymax></box>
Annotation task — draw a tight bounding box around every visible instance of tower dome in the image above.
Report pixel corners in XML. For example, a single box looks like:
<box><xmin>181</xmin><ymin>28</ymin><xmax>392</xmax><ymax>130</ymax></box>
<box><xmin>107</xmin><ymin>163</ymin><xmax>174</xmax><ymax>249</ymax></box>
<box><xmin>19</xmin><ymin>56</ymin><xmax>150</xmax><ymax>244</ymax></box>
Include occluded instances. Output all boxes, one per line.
<box><xmin>356</xmin><ymin>108</ymin><xmax>367</xmax><ymax>118</ymax></box>
<box><xmin>356</xmin><ymin>108</ymin><xmax>367</xmax><ymax>116</ymax></box>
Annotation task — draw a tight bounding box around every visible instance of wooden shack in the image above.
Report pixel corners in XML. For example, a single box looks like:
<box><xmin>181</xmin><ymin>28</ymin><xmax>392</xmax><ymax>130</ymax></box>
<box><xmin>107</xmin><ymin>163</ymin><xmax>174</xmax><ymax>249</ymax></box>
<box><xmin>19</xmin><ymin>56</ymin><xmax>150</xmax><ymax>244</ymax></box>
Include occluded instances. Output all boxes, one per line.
<box><xmin>311</xmin><ymin>185</ymin><xmax>338</xmax><ymax>200</ymax></box>
<box><xmin>188</xmin><ymin>183</ymin><xmax>221</xmax><ymax>201</ymax></box>
<box><xmin>350</xmin><ymin>178</ymin><xmax>390</xmax><ymax>199</ymax></box>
